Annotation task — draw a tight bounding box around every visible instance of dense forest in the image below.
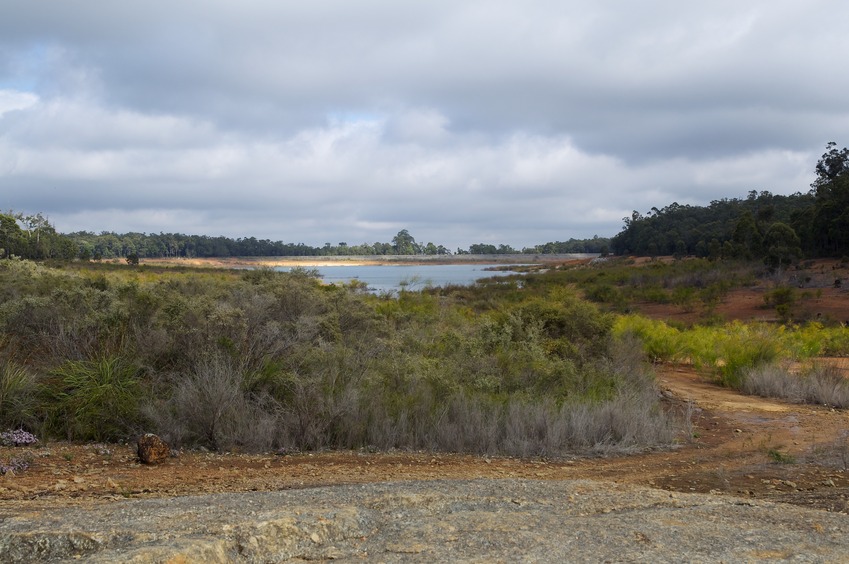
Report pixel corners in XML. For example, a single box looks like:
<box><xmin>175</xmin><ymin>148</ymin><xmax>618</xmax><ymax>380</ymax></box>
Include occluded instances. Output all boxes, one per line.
<box><xmin>611</xmin><ymin>143</ymin><xmax>849</xmax><ymax>263</ymax></box>
<box><xmin>0</xmin><ymin>213</ymin><xmax>79</xmax><ymax>261</ymax></box>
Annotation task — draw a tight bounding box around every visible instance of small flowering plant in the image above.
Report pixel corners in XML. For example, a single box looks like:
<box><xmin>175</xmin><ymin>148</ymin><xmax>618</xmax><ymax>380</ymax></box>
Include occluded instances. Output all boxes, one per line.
<box><xmin>0</xmin><ymin>429</ymin><xmax>37</xmax><ymax>476</ymax></box>
<box><xmin>0</xmin><ymin>429</ymin><xmax>38</xmax><ymax>447</ymax></box>
<box><xmin>0</xmin><ymin>457</ymin><xmax>30</xmax><ymax>475</ymax></box>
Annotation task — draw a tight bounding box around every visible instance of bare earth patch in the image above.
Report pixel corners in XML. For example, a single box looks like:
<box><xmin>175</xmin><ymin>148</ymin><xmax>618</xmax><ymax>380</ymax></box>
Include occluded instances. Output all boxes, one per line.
<box><xmin>629</xmin><ymin>258</ymin><xmax>849</xmax><ymax>325</ymax></box>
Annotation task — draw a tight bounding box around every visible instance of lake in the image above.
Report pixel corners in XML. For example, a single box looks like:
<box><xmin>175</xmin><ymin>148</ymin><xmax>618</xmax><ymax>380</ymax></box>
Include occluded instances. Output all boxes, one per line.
<box><xmin>274</xmin><ymin>263</ymin><xmax>521</xmax><ymax>293</ymax></box>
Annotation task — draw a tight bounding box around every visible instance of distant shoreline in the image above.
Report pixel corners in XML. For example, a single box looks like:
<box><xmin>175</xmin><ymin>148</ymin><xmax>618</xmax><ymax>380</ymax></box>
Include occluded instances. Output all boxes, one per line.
<box><xmin>140</xmin><ymin>254</ymin><xmax>597</xmax><ymax>268</ymax></box>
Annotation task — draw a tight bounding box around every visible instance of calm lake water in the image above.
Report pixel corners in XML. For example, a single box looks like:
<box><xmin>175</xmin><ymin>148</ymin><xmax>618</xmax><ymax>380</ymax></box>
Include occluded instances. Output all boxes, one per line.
<box><xmin>274</xmin><ymin>264</ymin><xmax>520</xmax><ymax>293</ymax></box>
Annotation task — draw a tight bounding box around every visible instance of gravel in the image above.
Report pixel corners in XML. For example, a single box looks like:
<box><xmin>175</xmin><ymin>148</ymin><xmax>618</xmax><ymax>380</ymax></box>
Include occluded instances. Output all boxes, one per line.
<box><xmin>2</xmin><ymin>479</ymin><xmax>849</xmax><ymax>562</ymax></box>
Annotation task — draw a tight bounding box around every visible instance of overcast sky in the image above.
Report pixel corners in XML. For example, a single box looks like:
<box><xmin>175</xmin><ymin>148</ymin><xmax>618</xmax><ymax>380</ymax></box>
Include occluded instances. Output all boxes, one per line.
<box><xmin>2</xmin><ymin>1</ymin><xmax>847</xmax><ymax>250</ymax></box>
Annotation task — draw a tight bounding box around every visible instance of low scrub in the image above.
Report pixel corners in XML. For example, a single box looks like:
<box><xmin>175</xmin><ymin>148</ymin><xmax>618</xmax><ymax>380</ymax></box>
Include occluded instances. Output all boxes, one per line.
<box><xmin>0</xmin><ymin>259</ymin><xmax>682</xmax><ymax>456</ymax></box>
<box><xmin>145</xmin><ymin>355</ymin><xmax>278</xmax><ymax>451</ymax></box>
<box><xmin>542</xmin><ymin>257</ymin><xmax>758</xmax><ymax>315</ymax></box>
<box><xmin>742</xmin><ymin>363</ymin><xmax>849</xmax><ymax>408</ymax></box>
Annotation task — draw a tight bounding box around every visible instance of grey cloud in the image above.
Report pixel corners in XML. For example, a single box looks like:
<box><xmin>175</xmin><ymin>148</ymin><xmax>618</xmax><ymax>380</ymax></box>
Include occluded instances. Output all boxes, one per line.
<box><xmin>1</xmin><ymin>1</ymin><xmax>846</xmax><ymax>248</ymax></box>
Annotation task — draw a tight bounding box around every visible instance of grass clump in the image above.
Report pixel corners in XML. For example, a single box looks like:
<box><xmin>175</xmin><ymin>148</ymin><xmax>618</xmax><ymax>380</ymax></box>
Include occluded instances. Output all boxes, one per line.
<box><xmin>47</xmin><ymin>355</ymin><xmax>144</xmax><ymax>441</ymax></box>
<box><xmin>766</xmin><ymin>447</ymin><xmax>796</xmax><ymax>464</ymax></box>
<box><xmin>742</xmin><ymin>363</ymin><xmax>849</xmax><ymax>408</ymax></box>
<box><xmin>0</xmin><ymin>361</ymin><xmax>39</xmax><ymax>429</ymax></box>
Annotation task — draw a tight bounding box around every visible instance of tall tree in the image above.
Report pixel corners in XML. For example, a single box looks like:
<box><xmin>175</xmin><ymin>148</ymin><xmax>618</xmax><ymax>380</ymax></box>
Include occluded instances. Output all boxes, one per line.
<box><xmin>763</xmin><ymin>222</ymin><xmax>802</xmax><ymax>269</ymax></box>
<box><xmin>812</xmin><ymin>142</ymin><xmax>849</xmax><ymax>188</ymax></box>
<box><xmin>391</xmin><ymin>229</ymin><xmax>419</xmax><ymax>255</ymax></box>
<box><xmin>732</xmin><ymin>210</ymin><xmax>763</xmax><ymax>259</ymax></box>
<box><xmin>810</xmin><ymin>142</ymin><xmax>849</xmax><ymax>256</ymax></box>
<box><xmin>0</xmin><ymin>213</ymin><xmax>24</xmax><ymax>259</ymax></box>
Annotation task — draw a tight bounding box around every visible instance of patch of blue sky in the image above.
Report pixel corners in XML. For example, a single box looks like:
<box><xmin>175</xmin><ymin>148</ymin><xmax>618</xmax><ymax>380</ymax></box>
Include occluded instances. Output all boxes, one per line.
<box><xmin>0</xmin><ymin>76</ymin><xmax>38</xmax><ymax>92</ymax></box>
<box><xmin>0</xmin><ymin>43</ymin><xmax>53</xmax><ymax>94</ymax></box>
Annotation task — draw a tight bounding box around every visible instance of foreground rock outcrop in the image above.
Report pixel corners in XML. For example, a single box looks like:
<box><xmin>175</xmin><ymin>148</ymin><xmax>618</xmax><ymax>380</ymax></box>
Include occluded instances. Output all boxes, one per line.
<box><xmin>2</xmin><ymin>479</ymin><xmax>848</xmax><ymax>562</ymax></box>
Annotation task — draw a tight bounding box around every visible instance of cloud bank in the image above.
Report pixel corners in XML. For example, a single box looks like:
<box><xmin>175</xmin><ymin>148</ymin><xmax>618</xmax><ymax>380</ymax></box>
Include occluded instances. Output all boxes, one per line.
<box><xmin>2</xmin><ymin>1</ymin><xmax>847</xmax><ymax>249</ymax></box>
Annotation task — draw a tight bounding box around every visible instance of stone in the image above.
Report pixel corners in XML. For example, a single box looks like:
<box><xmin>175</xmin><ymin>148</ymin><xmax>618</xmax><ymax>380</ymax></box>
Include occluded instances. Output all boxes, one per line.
<box><xmin>137</xmin><ymin>434</ymin><xmax>170</xmax><ymax>465</ymax></box>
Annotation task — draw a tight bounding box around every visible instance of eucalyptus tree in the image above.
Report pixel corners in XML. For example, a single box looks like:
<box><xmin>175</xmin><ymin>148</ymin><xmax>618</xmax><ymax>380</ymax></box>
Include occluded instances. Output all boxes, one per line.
<box><xmin>810</xmin><ymin>142</ymin><xmax>849</xmax><ymax>256</ymax></box>
<box><xmin>0</xmin><ymin>213</ymin><xmax>23</xmax><ymax>259</ymax></box>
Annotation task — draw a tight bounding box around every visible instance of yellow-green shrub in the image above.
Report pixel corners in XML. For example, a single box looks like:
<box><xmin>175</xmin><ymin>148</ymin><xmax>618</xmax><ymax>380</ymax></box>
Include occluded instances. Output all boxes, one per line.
<box><xmin>613</xmin><ymin>315</ymin><xmax>682</xmax><ymax>363</ymax></box>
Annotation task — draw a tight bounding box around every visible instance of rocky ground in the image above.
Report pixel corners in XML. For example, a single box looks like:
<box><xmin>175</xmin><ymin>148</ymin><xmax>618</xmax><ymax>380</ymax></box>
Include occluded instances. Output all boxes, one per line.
<box><xmin>5</xmin><ymin>478</ymin><xmax>849</xmax><ymax>562</ymax></box>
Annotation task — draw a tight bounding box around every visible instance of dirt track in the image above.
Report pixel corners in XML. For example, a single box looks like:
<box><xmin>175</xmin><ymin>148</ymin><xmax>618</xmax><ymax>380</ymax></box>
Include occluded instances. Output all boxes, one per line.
<box><xmin>4</xmin><ymin>364</ymin><xmax>849</xmax><ymax>515</ymax></box>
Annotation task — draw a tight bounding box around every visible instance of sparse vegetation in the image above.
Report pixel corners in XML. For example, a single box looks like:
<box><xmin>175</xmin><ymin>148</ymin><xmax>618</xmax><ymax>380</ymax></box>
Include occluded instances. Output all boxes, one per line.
<box><xmin>766</xmin><ymin>447</ymin><xmax>796</xmax><ymax>464</ymax></box>
<box><xmin>614</xmin><ymin>315</ymin><xmax>849</xmax><ymax>388</ymax></box>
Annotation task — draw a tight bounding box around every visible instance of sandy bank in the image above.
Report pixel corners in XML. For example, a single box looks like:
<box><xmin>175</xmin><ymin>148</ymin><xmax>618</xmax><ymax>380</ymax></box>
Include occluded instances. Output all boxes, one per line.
<box><xmin>140</xmin><ymin>254</ymin><xmax>593</xmax><ymax>269</ymax></box>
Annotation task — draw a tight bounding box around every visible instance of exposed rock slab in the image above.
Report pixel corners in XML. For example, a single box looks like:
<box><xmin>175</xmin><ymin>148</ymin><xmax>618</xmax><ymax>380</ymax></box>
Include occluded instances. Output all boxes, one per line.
<box><xmin>2</xmin><ymin>479</ymin><xmax>849</xmax><ymax>562</ymax></box>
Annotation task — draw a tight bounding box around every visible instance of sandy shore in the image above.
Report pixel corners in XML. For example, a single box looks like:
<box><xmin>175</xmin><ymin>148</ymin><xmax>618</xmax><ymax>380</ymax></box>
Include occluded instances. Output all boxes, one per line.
<box><xmin>140</xmin><ymin>254</ymin><xmax>593</xmax><ymax>268</ymax></box>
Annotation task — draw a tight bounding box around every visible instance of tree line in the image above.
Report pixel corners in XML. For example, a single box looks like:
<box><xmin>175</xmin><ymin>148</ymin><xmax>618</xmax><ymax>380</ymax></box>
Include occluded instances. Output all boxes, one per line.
<box><xmin>1</xmin><ymin>215</ymin><xmax>609</xmax><ymax>261</ymax></box>
<box><xmin>611</xmin><ymin>142</ymin><xmax>849</xmax><ymax>264</ymax></box>
<box><xmin>0</xmin><ymin>212</ymin><xmax>78</xmax><ymax>261</ymax></box>
<box><xmin>61</xmin><ymin>227</ymin><xmax>609</xmax><ymax>260</ymax></box>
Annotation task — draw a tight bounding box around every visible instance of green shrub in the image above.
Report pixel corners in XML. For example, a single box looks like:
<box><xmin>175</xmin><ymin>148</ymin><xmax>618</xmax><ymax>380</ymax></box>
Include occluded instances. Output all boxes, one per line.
<box><xmin>764</xmin><ymin>286</ymin><xmax>797</xmax><ymax>322</ymax></box>
<box><xmin>584</xmin><ymin>284</ymin><xmax>623</xmax><ymax>306</ymax></box>
<box><xmin>636</xmin><ymin>284</ymin><xmax>670</xmax><ymax>304</ymax></box>
<box><xmin>613</xmin><ymin>315</ymin><xmax>681</xmax><ymax>363</ymax></box>
<box><xmin>671</xmin><ymin>286</ymin><xmax>697</xmax><ymax>312</ymax></box>
<box><xmin>617</xmin><ymin>317</ymin><xmax>806</xmax><ymax>386</ymax></box>
<box><xmin>714</xmin><ymin>328</ymin><xmax>780</xmax><ymax>388</ymax></box>
<box><xmin>0</xmin><ymin>361</ymin><xmax>39</xmax><ymax>429</ymax></box>
<box><xmin>764</xmin><ymin>286</ymin><xmax>796</xmax><ymax>308</ymax></box>
<box><xmin>48</xmin><ymin>355</ymin><xmax>144</xmax><ymax>441</ymax></box>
